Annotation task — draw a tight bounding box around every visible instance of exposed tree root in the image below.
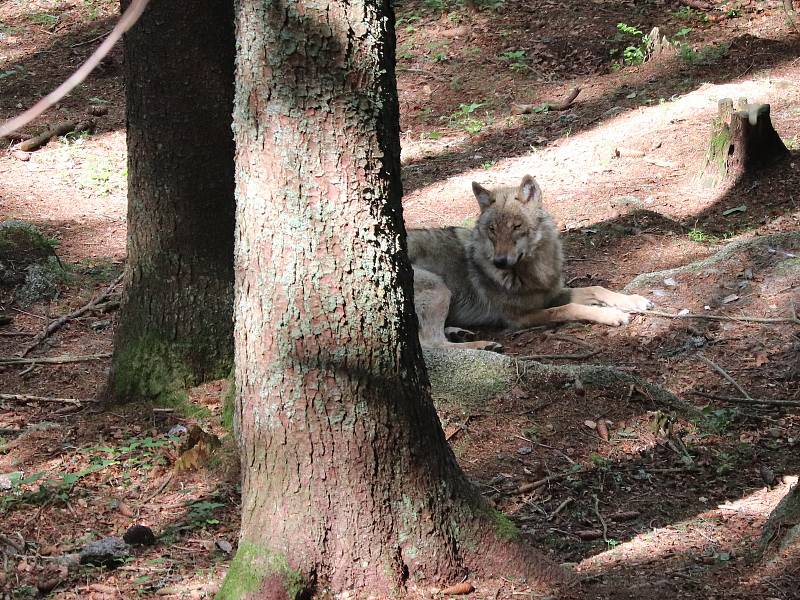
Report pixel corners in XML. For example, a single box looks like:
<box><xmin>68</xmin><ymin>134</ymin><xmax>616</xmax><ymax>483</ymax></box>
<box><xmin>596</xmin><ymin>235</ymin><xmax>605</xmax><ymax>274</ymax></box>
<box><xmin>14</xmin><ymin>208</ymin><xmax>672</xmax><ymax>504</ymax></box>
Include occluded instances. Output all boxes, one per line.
<box><xmin>622</xmin><ymin>231</ymin><xmax>800</xmax><ymax>293</ymax></box>
<box><xmin>423</xmin><ymin>348</ymin><xmax>701</xmax><ymax>418</ymax></box>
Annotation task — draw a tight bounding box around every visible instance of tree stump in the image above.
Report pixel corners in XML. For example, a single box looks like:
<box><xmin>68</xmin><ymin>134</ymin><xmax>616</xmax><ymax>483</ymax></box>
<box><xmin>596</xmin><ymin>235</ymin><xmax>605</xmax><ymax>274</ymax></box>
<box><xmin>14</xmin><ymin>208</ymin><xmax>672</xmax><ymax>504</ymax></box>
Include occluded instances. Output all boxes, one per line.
<box><xmin>698</xmin><ymin>97</ymin><xmax>790</xmax><ymax>187</ymax></box>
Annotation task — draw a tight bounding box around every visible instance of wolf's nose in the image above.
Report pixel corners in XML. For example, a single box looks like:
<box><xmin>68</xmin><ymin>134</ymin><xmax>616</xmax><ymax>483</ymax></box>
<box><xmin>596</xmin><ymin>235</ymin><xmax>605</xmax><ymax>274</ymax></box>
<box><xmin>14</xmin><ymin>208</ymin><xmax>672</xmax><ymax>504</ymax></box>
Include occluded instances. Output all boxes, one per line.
<box><xmin>493</xmin><ymin>256</ymin><xmax>509</xmax><ymax>269</ymax></box>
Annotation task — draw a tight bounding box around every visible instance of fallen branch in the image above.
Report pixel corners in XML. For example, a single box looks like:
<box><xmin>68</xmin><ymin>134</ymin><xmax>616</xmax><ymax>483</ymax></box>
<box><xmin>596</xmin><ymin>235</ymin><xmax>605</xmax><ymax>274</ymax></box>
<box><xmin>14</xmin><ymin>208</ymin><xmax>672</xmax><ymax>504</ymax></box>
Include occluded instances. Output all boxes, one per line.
<box><xmin>0</xmin><ymin>393</ymin><xmax>98</xmax><ymax>404</ymax></box>
<box><xmin>20</xmin><ymin>274</ymin><xmax>123</xmax><ymax>357</ymax></box>
<box><xmin>696</xmin><ymin>353</ymin><xmax>753</xmax><ymax>401</ymax></box>
<box><xmin>592</xmin><ymin>495</ymin><xmax>609</xmax><ymax>544</ymax></box>
<box><xmin>0</xmin><ymin>0</ymin><xmax>150</xmax><ymax>138</ymax></box>
<box><xmin>0</xmin><ymin>353</ymin><xmax>111</xmax><ymax>366</ymax></box>
<box><xmin>692</xmin><ymin>390</ymin><xmax>800</xmax><ymax>408</ymax></box>
<box><xmin>634</xmin><ymin>309</ymin><xmax>800</xmax><ymax>325</ymax></box>
<box><xmin>16</xmin><ymin>121</ymin><xmax>93</xmax><ymax>152</ymax></box>
<box><xmin>512</xmin><ymin>87</ymin><xmax>581</xmax><ymax>115</ymax></box>
<box><xmin>548</xmin><ymin>497</ymin><xmax>574</xmax><ymax>521</ymax></box>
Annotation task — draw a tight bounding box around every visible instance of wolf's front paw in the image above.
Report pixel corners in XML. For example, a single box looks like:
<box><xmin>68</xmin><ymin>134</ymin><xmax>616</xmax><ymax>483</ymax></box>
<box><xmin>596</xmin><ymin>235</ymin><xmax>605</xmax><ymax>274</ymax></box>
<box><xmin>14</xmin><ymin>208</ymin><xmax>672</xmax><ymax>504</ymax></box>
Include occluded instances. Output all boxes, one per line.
<box><xmin>601</xmin><ymin>307</ymin><xmax>630</xmax><ymax>326</ymax></box>
<box><xmin>444</xmin><ymin>326</ymin><xmax>476</xmax><ymax>343</ymax></box>
<box><xmin>617</xmin><ymin>293</ymin><xmax>653</xmax><ymax>311</ymax></box>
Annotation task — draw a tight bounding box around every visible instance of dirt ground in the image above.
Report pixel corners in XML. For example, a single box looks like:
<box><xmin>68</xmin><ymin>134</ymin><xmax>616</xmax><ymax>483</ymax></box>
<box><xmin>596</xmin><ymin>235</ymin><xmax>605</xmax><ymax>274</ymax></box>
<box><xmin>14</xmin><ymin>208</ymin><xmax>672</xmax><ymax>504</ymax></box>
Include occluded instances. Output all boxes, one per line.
<box><xmin>1</xmin><ymin>0</ymin><xmax>799</xmax><ymax>598</ymax></box>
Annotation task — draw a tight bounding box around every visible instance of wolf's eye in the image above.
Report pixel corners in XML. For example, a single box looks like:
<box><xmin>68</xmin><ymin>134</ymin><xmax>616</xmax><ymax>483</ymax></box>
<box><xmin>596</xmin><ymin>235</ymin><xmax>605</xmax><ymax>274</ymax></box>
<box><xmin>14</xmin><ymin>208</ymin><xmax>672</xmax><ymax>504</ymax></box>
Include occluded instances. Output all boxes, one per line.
<box><xmin>512</xmin><ymin>223</ymin><xmax>522</xmax><ymax>230</ymax></box>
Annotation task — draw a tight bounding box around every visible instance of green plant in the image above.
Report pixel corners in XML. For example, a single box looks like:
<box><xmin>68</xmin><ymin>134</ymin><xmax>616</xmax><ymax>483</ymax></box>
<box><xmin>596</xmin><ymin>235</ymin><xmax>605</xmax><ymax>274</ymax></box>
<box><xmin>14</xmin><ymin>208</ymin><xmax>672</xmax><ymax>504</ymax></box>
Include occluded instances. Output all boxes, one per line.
<box><xmin>421</xmin><ymin>130</ymin><xmax>443</xmax><ymax>140</ymax></box>
<box><xmin>444</xmin><ymin>102</ymin><xmax>486</xmax><ymax>134</ymax></box>
<box><xmin>714</xmin><ymin>451</ymin><xmax>737</xmax><ymax>475</ymax></box>
<box><xmin>720</xmin><ymin>2</ymin><xmax>740</xmax><ymax>17</ymax></box>
<box><xmin>700</xmin><ymin>406</ymin><xmax>739</xmax><ymax>434</ymax></box>
<box><xmin>398</xmin><ymin>42</ymin><xmax>415</xmax><ymax>60</ymax></box>
<box><xmin>679</xmin><ymin>42</ymin><xmax>730</xmax><ymax>65</ymax></box>
<box><xmin>499</xmin><ymin>49</ymin><xmax>528</xmax><ymax>72</ymax></box>
<box><xmin>0</xmin><ymin>64</ymin><xmax>26</xmax><ymax>80</ymax></box>
<box><xmin>481</xmin><ymin>160</ymin><xmax>496</xmax><ymax>169</ymax></box>
<box><xmin>26</xmin><ymin>11</ymin><xmax>59</xmax><ymax>27</ymax></box>
<box><xmin>423</xmin><ymin>0</ymin><xmax>445</xmax><ymax>10</ymax></box>
<box><xmin>673</xmin><ymin>6</ymin><xmax>709</xmax><ymax>22</ymax></box>
<box><xmin>614</xmin><ymin>23</ymin><xmax>649</xmax><ymax>66</ymax></box>
<box><xmin>79</xmin><ymin>154</ymin><xmax>127</xmax><ymax>195</ymax></box>
<box><xmin>590</xmin><ymin>453</ymin><xmax>610</xmax><ymax>468</ymax></box>
<box><xmin>687</xmin><ymin>227</ymin><xmax>730</xmax><ymax>244</ymax></box>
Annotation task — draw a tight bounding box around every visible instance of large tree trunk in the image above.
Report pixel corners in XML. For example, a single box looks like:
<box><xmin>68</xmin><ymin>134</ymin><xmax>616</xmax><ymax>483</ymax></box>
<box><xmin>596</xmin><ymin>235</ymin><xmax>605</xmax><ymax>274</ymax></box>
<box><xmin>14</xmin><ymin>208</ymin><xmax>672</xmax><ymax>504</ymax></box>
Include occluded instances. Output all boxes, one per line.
<box><xmin>221</xmin><ymin>0</ymin><xmax>564</xmax><ymax>597</ymax></box>
<box><xmin>109</xmin><ymin>0</ymin><xmax>236</xmax><ymax>403</ymax></box>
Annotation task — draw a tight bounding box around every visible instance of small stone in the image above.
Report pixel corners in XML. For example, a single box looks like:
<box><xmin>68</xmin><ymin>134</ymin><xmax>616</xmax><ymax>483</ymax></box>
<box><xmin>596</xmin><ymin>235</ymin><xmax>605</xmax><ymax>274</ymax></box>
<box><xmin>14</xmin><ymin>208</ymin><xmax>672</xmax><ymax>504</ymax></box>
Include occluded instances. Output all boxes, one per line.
<box><xmin>516</xmin><ymin>446</ymin><xmax>533</xmax><ymax>455</ymax></box>
<box><xmin>79</xmin><ymin>536</ymin><xmax>130</xmax><ymax>568</ymax></box>
<box><xmin>123</xmin><ymin>524</ymin><xmax>156</xmax><ymax>546</ymax></box>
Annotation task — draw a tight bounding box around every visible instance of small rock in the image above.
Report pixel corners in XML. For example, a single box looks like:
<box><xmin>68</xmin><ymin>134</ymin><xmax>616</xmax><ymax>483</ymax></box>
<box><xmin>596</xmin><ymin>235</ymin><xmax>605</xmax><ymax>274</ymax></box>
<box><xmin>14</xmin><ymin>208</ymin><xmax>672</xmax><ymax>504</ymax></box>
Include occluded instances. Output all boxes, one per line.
<box><xmin>168</xmin><ymin>424</ymin><xmax>188</xmax><ymax>437</ymax></box>
<box><xmin>0</xmin><ymin>471</ymin><xmax>22</xmax><ymax>491</ymax></box>
<box><xmin>215</xmin><ymin>539</ymin><xmax>233</xmax><ymax>554</ymax></box>
<box><xmin>123</xmin><ymin>524</ymin><xmax>156</xmax><ymax>546</ymax></box>
<box><xmin>79</xmin><ymin>536</ymin><xmax>130</xmax><ymax>568</ymax></box>
<box><xmin>517</xmin><ymin>446</ymin><xmax>533</xmax><ymax>455</ymax></box>
<box><xmin>663</xmin><ymin>277</ymin><xmax>677</xmax><ymax>287</ymax></box>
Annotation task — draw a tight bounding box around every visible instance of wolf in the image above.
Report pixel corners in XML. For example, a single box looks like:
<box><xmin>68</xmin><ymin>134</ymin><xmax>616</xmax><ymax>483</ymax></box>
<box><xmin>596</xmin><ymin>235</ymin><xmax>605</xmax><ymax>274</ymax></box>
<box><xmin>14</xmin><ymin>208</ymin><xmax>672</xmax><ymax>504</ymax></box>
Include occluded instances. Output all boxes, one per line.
<box><xmin>408</xmin><ymin>174</ymin><xmax>653</xmax><ymax>350</ymax></box>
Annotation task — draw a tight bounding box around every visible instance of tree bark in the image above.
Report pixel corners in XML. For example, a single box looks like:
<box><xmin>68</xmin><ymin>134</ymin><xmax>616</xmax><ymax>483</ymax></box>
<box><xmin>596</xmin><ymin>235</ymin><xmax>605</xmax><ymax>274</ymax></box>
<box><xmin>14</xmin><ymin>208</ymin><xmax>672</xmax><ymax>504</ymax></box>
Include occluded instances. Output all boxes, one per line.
<box><xmin>109</xmin><ymin>0</ymin><xmax>236</xmax><ymax>403</ymax></box>
<box><xmin>221</xmin><ymin>0</ymin><xmax>564</xmax><ymax>597</ymax></box>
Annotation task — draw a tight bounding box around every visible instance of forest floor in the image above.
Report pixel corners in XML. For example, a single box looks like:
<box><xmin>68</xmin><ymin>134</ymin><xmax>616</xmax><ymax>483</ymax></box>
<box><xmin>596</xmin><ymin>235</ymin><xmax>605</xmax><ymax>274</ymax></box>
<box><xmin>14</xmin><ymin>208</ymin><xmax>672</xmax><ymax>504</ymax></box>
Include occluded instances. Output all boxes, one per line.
<box><xmin>1</xmin><ymin>0</ymin><xmax>800</xmax><ymax>598</ymax></box>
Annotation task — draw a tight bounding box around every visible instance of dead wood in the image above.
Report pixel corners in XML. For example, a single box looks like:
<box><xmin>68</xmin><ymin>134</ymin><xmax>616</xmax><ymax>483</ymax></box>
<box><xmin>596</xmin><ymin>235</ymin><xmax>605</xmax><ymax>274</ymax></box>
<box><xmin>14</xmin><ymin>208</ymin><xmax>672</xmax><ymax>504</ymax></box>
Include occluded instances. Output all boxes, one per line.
<box><xmin>692</xmin><ymin>390</ymin><xmax>800</xmax><ymax>408</ymax></box>
<box><xmin>0</xmin><ymin>353</ymin><xmax>112</xmax><ymax>366</ymax></box>
<box><xmin>16</xmin><ymin>121</ymin><xmax>94</xmax><ymax>152</ymax></box>
<box><xmin>516</xmin><ymin>351</ymin><xmax>600</xmax><ymax>361</ymax></box>
<box><xmin>512</xmin><ymin>87</ymin><xmax>581</xmax><ymax>115</ymax></box>
<box><xmin>0</xmin><ymin>393</ymin><xmax>97</xmax><ymax>404</ymax></box>
<box><xmin>699</xmin><ymin>97</ymin><xmax>789</xmax><ymax>187</ymax></box>
<box><xmin>20</xmin><ymin>274</ymin><xmax>123</xmax><ymax>357</ymax></box>
<box><xmin>696</xmin><ymin>352</ymin><xmax>754</xmax><ymax>401</ymax></box>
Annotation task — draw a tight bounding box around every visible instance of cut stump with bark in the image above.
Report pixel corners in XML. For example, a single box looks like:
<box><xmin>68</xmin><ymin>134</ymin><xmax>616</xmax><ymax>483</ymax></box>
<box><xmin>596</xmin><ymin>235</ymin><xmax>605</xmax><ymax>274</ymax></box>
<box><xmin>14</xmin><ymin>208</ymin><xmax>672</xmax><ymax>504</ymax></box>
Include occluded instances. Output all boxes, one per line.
<box><xmin>699</xmin><ymin>97</ymin><xmax>790</xmax><ymax>187</ymax></box>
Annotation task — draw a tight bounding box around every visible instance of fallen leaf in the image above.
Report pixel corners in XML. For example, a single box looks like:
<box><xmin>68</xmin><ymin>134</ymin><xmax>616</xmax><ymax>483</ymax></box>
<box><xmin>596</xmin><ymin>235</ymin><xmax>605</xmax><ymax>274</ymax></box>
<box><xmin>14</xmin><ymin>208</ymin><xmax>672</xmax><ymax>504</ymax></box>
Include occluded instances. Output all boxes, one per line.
<box><xmin>584</xmin><ymin>420</ymin><xmax>597</xmax><ymax>430</ymax></box>
<box><xmin>596</xmin><ymin>420</ymin><xmax>609</xmax><ymax>441</ymax></box>
<box><xmin>754</xmin><ymin>352</ymin><xmax>769</xmax><ymax>367</ymax></box>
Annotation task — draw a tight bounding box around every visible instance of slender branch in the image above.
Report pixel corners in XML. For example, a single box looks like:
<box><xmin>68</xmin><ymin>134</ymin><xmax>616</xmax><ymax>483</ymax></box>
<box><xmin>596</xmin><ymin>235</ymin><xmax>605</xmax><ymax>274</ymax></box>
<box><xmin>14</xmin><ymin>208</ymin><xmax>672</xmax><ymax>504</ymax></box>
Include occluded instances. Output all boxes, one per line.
<box><xmin>0</xmin><ymin>353</ymin><xmax>111</xmax><ymax>366</ymax></box>
<box><xmin>0</xmin><ymin>393</ymin><xmax>98</xmax><ymax>404</ymax></box>
<box><xmin>20</xmin><ymin>274</ymin><xmax>123</xmax><ymax>357</ymax></box>
<box><xmin>592</xmin><ymin>495</ymin><xmax>609</xmax><ymax>544</ymax></box>
<box><xmin>0</xmin><ymin>0</ymin><xmax>150</xmax><ymax>137</ymax></box>
<box><xmin>696</xmin><ymin>353</ymin><xmax>754</xmax><ymax>401</ymax></box>
<box><xmin>692</xmin><ymin>390</ymin><xmax>800</xmax><ymax>408</ymax></box>
<box><xmin>634</xmin><ymin>309</ymin><xmax>800</xmax><ymax>325</ymax></box>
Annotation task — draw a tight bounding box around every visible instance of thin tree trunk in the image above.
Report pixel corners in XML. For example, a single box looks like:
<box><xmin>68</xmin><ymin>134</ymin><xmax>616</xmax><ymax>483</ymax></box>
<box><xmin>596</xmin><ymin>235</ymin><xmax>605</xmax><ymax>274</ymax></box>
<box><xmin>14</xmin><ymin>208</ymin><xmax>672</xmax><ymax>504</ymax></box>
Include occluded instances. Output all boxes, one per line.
<box><xmin>109</xmin><ymin>0</ymin><xmax>236</xmax><ymax>403</ymax></box>
<box><xmin>222</xmin><ymin>0</ymin><xmax>564</xmax><ymax>596</ymax></box>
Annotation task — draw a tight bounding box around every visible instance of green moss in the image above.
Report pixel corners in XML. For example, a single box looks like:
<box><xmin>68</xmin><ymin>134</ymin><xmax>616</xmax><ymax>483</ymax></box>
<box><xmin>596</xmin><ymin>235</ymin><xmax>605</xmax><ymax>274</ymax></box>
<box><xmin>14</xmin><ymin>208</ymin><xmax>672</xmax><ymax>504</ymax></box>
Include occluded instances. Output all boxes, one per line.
<box><xmin>216</xmin><ymin>541</ymin><xmax>305</xmax><ymax>600</ymax></box>
<box><xmin>488</xmin><ymin>508</ymin><xmax>520</xmax><ymax>542</ymax></box>
<box><xmin>109</xmin><ymin>333</ymin><xmax>218</xmax><ymax>417</ymax></box>
<box><xmin>221</xmin><ymin>371</ymin><xmax>236</xmax><ymax>432</ymax></box>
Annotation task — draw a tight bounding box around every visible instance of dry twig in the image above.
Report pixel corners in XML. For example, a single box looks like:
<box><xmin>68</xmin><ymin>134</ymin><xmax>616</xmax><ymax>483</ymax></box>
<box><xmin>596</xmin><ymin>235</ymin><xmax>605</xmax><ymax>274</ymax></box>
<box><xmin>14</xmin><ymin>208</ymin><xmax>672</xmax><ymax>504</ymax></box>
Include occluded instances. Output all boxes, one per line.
<box><xmin>0</xmin><ymin>353</ymin><xmax>111</xmax><ymax>366</ymax></box>
<box><xmin>696</xmin><ymin>353</ymin><xmax>754</xmax><ymax>401</ymax></box>
<box><xmin>512</xmin><ymin>87</ymin><xmax>581</xmax><ymax>114</ymax></box>
<box><xmin>592</xmin><ymin>495</ymin><xmax>609</xmax><ymax>543</ymax></box>
<box><xmin>692</xmin><ymin>390</ymin><xmax>800</xmax><ymax>408</ymax></box>
<box><xmin>634</xmin><ymin>309</ymin><xmax>800</xmax><ymax>325</ymax></box>
<box><xmin>20</xmin><ymin>274</ymin><xmax>123</xmax><ymax>357</ymax></box>
<box><xmin>0</xmin><ymin>393</ymin><xmax>97</xmax><ymax>404</ymax></box>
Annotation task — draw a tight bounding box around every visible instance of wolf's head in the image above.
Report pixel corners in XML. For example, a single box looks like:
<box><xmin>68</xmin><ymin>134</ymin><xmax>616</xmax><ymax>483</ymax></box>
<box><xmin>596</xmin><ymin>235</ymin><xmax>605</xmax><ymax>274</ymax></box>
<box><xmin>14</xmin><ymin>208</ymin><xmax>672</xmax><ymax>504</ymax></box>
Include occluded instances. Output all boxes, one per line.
<box><xmin>471</xmin><ymin>174</ymin><xmax>547</xmax><ymax>270</ymax></box>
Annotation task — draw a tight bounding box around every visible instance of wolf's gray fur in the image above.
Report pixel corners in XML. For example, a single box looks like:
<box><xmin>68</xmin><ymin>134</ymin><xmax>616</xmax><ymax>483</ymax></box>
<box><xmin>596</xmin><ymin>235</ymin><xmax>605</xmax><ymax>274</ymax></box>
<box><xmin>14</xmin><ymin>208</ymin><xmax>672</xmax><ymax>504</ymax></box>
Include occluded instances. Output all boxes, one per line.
<box><xmin>409</xmin><ymin>175</ymin><xmax>652</xmax><ymax>350</ymax></box>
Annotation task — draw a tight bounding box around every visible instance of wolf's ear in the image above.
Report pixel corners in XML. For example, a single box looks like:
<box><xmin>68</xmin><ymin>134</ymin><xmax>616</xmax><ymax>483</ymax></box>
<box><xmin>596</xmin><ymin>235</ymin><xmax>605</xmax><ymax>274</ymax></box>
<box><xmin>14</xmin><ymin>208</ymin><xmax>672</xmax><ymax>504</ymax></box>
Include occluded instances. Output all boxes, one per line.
<box><xmin>518</xmin><ymin>175</ymin><xmax>542</xmax><ymax>204</ymax></box>
<box><xmin>472</xmin><ymin>182</ymin><xmax>494</xmax><ymax>211</ymax></box>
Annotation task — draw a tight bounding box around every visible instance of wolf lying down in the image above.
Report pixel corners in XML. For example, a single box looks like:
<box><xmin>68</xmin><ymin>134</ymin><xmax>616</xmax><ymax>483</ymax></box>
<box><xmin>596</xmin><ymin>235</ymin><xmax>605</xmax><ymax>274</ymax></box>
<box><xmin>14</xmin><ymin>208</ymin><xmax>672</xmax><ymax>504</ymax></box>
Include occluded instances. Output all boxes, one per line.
<box><xmin>408</xmin><ymin>174</ymin><xmax>653</xmax><ymax>351</ymax></box>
